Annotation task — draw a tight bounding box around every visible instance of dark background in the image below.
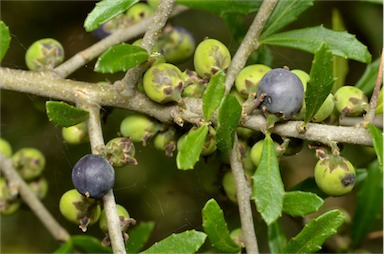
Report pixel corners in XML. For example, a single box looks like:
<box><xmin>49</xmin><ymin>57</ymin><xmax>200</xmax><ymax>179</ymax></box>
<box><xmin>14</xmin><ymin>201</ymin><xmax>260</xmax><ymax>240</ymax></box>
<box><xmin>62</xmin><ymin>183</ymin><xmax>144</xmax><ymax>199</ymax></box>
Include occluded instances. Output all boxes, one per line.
<box><xmin>0</xmin><ymin>1</ymin><xmax>382</xmax><ymax>253</ymax></box>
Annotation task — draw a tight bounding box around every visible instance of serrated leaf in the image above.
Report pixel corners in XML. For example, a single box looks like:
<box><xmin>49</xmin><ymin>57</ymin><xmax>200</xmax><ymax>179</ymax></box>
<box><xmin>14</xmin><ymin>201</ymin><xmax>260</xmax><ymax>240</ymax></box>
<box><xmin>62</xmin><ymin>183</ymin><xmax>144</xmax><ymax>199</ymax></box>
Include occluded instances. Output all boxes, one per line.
<box><xmin>252</xmin><ymin>134</ymin><xmax>285</xmax><ymax>225</ymax></box>
<box><xmin>283</xmin><ymin>209</ymin><xmax>345</xmax><ymax>253</ymax></box>
<box><xmin>126</xmin><ymin>221</ymin><xmax>155</xmax><ymax>253</ymax></box>
<box><xmin>355</xmin><ymin>57</ymin><xmax>381</xmax><ymax>94</ymax></box>
<box><xmin>268</xmin><ymin>219</ymin><xmax>287</xmax><ymax>254</ymax></box>
<box><xmin>140</xmin><ymin>230</ymin><xmax>206</xmax><ymax>254</ymax></box>
<box><xmin>95</xmin><ymin>43</ymin><xmax>149</xmax><ymax>73</ymax></box>
<box><xmin>46</xmin><ymin>101</ymin><xmax>89</xmax><ymax>127</ymax></box>
<box><xmin>351</xmin><ymin>160</ymin><xmax>383</xmax><ymax>247</ymax></box>
<box><xmin>176</xmin><ymin>125</ymin><xmax>208</xmax><ymax>170</ymax></box>
<box><xmin>84</xmin><ymin>0</ymin><xmax>139</xmax><ymax>32</ymax></box>
<box><xmin>176</xmin><ymin>0</ymin><xmax>261</xmax><ymax>16</ymax></box>
<box><xmin>216</xmin><ymin>95</ymin><xmax>242</xmax><ymax>154</ymax></box>
<box><xmin>260</xmin><ymin>25</ymin><xmax>371</xmax><ymax>63</ymax></box>
<box><xmin>202</xmin><ymin>71</ymin><xmax>226</xmax><ymax>120</ymax></box>
<box><xmin>202</xmin><ymin>199</ymin><xmax>241</xmax><ymax>253</ymax></box>
<box><xmin>283</xmin><ymin>191</ymin><xmax>324</xmax><ymax>217</ymax></box>
<box><xmin>0</xmin><ymin>21</ymin><xmax>11</xmax><ymax>62</ymax></box>
<box><xmin>71</xmin><ymin>235</ymin><xmax>112</xmax><ymax>253</ymax></box>
<box><xmin>261</xmin><ymin>0</ymin><xmax>314</xmax><ymax>38</ymax></box>
<box><xmin>304</xmin><ymin>42</ymin><xmax>334</xmax><ymax>123</ymax></box>
<box><xmin>368</xmin><ymin>124</ymin><xmax>383</xmax><ymax>169</ymax></box>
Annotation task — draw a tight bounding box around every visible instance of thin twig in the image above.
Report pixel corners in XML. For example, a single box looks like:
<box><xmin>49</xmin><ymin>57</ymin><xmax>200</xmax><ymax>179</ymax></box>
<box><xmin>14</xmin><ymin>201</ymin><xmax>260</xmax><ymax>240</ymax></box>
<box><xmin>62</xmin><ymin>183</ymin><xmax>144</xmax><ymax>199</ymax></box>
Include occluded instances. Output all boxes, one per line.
<box><xmin>0</xmin><ymin>153</ymin><xmax>70</xmax><ymax>243</ymax></box>
<box><xmin>86</xmin><ymin>104</ymin><xmax>126</xmax><ymax>254</ymax></box>
<box><xmin>224</xmin><ymin>0</ymin><xmax>279</xmax><ymax>94</ymax></box>
<box><xmin>229</xmin><ymin>136</ymin><xmax>259</xmax><ymax>254</ymax></box>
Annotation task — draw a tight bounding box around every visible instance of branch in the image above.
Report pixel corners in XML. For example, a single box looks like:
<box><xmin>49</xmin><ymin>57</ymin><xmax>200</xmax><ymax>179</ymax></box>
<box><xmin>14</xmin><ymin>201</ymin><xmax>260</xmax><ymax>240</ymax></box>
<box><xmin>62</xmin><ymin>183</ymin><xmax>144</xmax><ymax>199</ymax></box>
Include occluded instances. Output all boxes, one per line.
<box><xmin>0</xmin><ymin>153</ymin><xmax>70</xmax><ymax>243</ymax></box>
<box><xmin>224</xmin><ymin>0</ymin><xmax>279</xmax><ymax>94</ymax></box>
<box><xmin>229</xmin><ymin>136</ymin><xmax>259</xmax><ymax>254</ymax></box>
<box><xmin>86</xmin><ymin>104</ymin><xmax>126</xmax><ymax>254</ymax></box>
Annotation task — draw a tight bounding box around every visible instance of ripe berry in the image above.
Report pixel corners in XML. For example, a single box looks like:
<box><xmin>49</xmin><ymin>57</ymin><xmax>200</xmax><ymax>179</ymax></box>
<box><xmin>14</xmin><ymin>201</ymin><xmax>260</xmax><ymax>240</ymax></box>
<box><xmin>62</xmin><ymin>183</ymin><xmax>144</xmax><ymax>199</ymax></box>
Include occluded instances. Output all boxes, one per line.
<box><xmin>256</xmin><ymin>68</ymin><xmax>304</xmax><ymax>120</ymax></box>
<box><xmin>143</xmin><ymin>63</ymin><xmax>185</xmax><ymax>103</ymax></box>
<box><xmin>71</xmin><ymin>154</ymin><xmax>115</xmax><ymax>199</ymax></box>
<box><xmin>12</xmin><ymin>147</ymin><xmax>46</xmax><ymax>181</ymax></box>
<box><xmin>235</xmin><ymin>64</ymin><xmax>271</xmax><ymax>98</ymax></box>
<box><xmin>62</xmin><ymin>122</ymin><xmax>88</xmax><ymax>145</ymax></box>
<box><xmin>25</xmin><ymin>38</ymin><xmax>64</xmax><ymax>71</ymax></box>
<box><xmin>314</xmin><ymin>155</ymin><xmax>356</xmax><ymax>196</ymax></box>
<box><xmin>334</xmin><ymin>86</ymin><xmax>368</xmax><ymax>117</ymax></box>
<box><xmin>120</xmin><ymin>114</ymin><xmax>162</xmax><ymax>145</ymax></box>
<box><xmin>193</xmin><ymin>38</ymin><xmax>231</xmax><ymax>78</ymax></box>
<box><xmin>59</xmin><ymin>189</ymin><xmax>101</xmax><ymax>231</ymax></box>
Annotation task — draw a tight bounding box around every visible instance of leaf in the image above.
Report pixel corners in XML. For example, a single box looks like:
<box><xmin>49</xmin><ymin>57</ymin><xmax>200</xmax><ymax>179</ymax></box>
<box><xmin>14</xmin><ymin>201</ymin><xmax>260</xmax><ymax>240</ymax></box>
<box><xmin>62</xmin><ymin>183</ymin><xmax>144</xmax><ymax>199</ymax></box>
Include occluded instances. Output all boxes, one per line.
<box><xmin>283</xmin><ymin>209</ymin><xmax>345</xmax><ymax>253</ymax></box>
<box><xmin>140</xmin><ymin>230</ymin><xmax>206</xmax><ymax>254</ymax></box>
<box><xmin>202</xmin><ymin>199</ymin><xmax>241</xmax><ymax>253</ymax></box>
<box><xmin>368</xmin><ymin>124</ymin><xmax>383</xmax><ymax>169</ymax></box>
<box><xmin>283</xmin><ymin>191</ymin><xmax>324</xmax><ymax>217</ymax></box>
<box><xmin>126</xmin><ymin>221</ymin><xmax>155</xmax><ymax>253</ymax></box>
<box><xmin>84</xmin><ymin>0</ymin><xmax>139</xmax><ymax>32</ymax></box>
<box><xmin>268</xmin><ymin>219</ymin><xmax>287</xmax><ymax>254</ymax></box>
<box><xmin>355</xmin><ymin>57</ymin><xmax>381</xmax><ymax>94</ymax></box>
<box><xmin>261</xmin><ymin>0</ymin><xmax>314</xmax><ymax>38</ymax></box>
<box><xmin>289</xmin><ymin>177</ymin><xmax>328</xmax><ymax>199</ymax></box>
<box><xmin>54</xmin><ymin>241</ymin><xmax>73</xmax><ymax>254</ymax></box>
<box><xmin>71</xmin><ymin>235</ymin><xmax>112</xmax><ymax>253</ymax></box>
<box><xmin>0</xmin><ymin>20</ymin><xmax>11</xmax><ymax>62</ymax></box>
<box><xmin>95</xmin><ymin>43</ymin><xmax>149</xmax><ymax>73</ymax></box>
<box><xmin>176</xmin><ymin>125</ymin><xmax>208</xmax><ymax>170</ymax></box>
<box><xmin>351</xmin><ymin>160</ymin><xmax>383</xmax><ymax>247</ymax></box>
<box><xmin>304</xmin><ymin>42</ymin><xmax>334</xmax><ymax>123</ymax></box>
<box><xmin>260</xmin><ymin>25</ymin><xmax>372</xmax><ymax>63</ymax></box>
<box><xmin>46</xmin><ymin>101</ymin><xmax>89</xmax><ymax>127</ymax></box>
<box><xmin>216</xmin><ymin>95</ymin><xmax>242</xmax><ymax>154</ymax></box>
<box><xmin>252</xmin><ymin>134</ymin><xmax>285</xmax><ymax>225</ymax></box>
<box><xmin>203</xmin><ymin>71</ymin><xmax>226</xmax><ymax>120</ymax></box>
<box><xmin>176</xmin><ymin>0</ymin><xmax>261</xmax><ymax>16</ymax></box>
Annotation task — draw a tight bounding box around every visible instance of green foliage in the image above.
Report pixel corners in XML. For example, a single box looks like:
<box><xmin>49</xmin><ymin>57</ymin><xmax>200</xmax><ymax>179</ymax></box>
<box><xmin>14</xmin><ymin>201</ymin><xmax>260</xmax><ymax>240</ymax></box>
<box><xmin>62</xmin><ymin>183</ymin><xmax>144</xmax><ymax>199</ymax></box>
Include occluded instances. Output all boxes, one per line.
<box><xmin>0</xmin><ymin>21</ymin><xmax>11</xmax><ymax>62</ymax></box>
<box><xmin>252</xmin><ymin>134</ymin><xmax>284</xmax><ymax>225</ymax></box>
<box><xmin>202</xmin><ymin>71</ymin><xmax>226</xmax><ymax>120</ymax></box>
<box><xmin>46</xmin><ymin>101</ymin><xmax>89</xmax><ymax>127</ymax></box>
<box><xmin>260</xmin><ymin>25</ymin><xmax>372</xmax><ymax>63</ymax></box>
<box><xmin>54</xmin><ymin>235</ymin><xmax>112</xmax><ymax>253</ymax></box>
<box><xmin>126</xmin><ymin>221</ymin><xmax>155</xmax><ymax>253</ymax></box>
<box><xmin>95</xmin><ymin>43</ymin><xmax>149</xmax><ymax>73</ymax></box>
<box><xmin>305</xmin><ymin>43</ymin><xmax>334</xmax><ymax>123</ymax></box>
<box><xmin>140</xmin><ymin>230</ymin><xmax>206</xmax><ymax>254</ymax></box>
<box><xmin>84</xmin><ymin>0</ymin><xmax>139</xmax><ymax>32</ymax></box>
<box><xmin>216</xmin><ymin>95</ymin><xmax>242</xmax><ymax>154</ymax></box>
<box><xmin>268</xmin><ymin>220</ymin><xmax>287</xmax><ymax>254</ymax></box>
<box><xmin>283</xmin><ymin>209</ymin><xmax>345</xmax><ymax>253</ymax></box>
<box><xmin>368</xmin><ymin>124</ymin><xmax>383</xmax><ymax>168</ymax></box>
<box><xmin>355</xmin><ymin>57</ymin><xmax>381</xmax><ymax>94</ymax></box>
<box><xmin>202</xmin><ymin>199</ymin><xmax>241</xmax><ymax>253</ymax></box>
<box><xmin>283</xmin><ymin>191</ymin><xmax>324</xmax><ymax>217</ymax></box>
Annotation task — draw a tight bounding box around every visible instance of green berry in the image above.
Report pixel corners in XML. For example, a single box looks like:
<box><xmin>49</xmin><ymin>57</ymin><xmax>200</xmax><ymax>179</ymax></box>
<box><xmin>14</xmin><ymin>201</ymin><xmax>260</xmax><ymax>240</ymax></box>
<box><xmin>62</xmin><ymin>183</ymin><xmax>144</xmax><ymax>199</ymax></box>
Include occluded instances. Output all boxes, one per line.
<box><xmin>12</xmin><ymin>147</ymin><xmax>46</xmax><ymax>181</ymax></box>
<box><xmin>143</xmin><ymin>63</ymin><xmax>185</xmax><ymax>103</ymax></box>
<box><xmin>25</xmin><ymin>38</ymin><xmax>64</xmax><ymax>71</ymax></box>
<box><xmin>126</xmin><ymin>3</ymin><xmax>154</xmax><ymax>24</ymax></box>
<box><xmin>334</xmin><ymin>86</ymin><xmax>368</xmax><ymax>117</ymax></box>
<box><xmin>314</xmin><ymin>155</ymin><xmax>356</xmax><ymax>196</ymax></box>
<box><xmin>147</xmin><ymin>0</ymin><xmax>159</xmax><ymax>9</ymax></box>
<box><xmin>104</xmin><ymin>137</ymin><xmax>137</xmax><ymax>167</ymax></box>
<box><xmin>99</xmin><ymin>204</ymin><xmax>130</xmax><ymax>233</ymax></box>
<box><xmin>193</xmin><ymin>38</ymin><xmax>231</xmax><ymax>78</ymax></box>
<box><xmin>120</xmin><ymin>114</ymin><xmax>162</xmax><ymax>145</ymax></box>
<box><xmin>153</xmin><ymin>127</ymin><xmax>178</xmax><ymax>157</ymax></box>
<box><xmin>0</xmin><ymin>138</ymin><xmax>13</xmax><ymax>157</ymax></box>
<box><xmin>0</xmin><ymin>177</ymin><xmax>21</xmax><ymax>216</ymax></box>
<box><xmin>250</xmin><ymin>140</ymin><xmax>278</xmax><ymax>167</ymax></box>
<box><xmin>291</xmin><ymin>69</ymin><xmax>310</xmax><ymax>120</ymax></box>
<box><xmin>62</xmin><ymin>122</ymin><xmax>88</xmax><ymax>145</ymax></box>
<box><xmin>230</xmin><ymin>228</ymin><xmax>244</xmax><ymax>248</ymax></box>
<box><xmin>312</xmin><ymin>93</ymin><xmax>335</xmax><ymax>122</ymax></box>
<box><xmin>235</xmin><ymin>64</ymin><xmax>271</xmax><ymax>98</ymax></box>
<box><xmin>222</xmin><ymin>171</ymin><xmax>237</xmax><ymax>203</ymax></box>
<box><xmin>28</xmin><ymin>177</ymin><xmax>49</xmax><ymax>200</ymax></box>
<box><xmin>59</xmin><ymin>189</ymin><xmax>101</xmax><ymax>232</ymax></box>
<box><xmin>181</xmin><ymin>70</ymin><xmax>206</xmax><ymax>98</ymax></box>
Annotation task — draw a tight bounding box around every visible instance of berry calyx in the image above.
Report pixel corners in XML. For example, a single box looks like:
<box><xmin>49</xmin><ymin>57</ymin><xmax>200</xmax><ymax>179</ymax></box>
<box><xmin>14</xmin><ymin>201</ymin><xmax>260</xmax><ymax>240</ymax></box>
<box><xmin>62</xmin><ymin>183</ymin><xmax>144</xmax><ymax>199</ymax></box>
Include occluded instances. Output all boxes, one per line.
<box><xmin>104</xmin><ymin>137</ymin><xmax>137</xmax><ymax>167</ymax></box>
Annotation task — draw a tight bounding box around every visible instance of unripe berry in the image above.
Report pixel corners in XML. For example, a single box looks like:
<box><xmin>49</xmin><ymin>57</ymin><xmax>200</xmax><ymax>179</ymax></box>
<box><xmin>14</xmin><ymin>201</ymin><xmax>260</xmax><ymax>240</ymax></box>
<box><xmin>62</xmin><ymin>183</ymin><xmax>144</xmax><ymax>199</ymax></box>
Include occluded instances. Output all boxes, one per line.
<box><xmin>71</xmin><ymin>154</ymin><xmax>115</xmax><ymax>199</ymax></box>
<box><xmin>334</xmin><ymin>86</ymin><xmax>368</xmax><ymax>117</ymax></box>
<box><xmin>126</xmin><ymin>3</ymin><xmax>154</xmax><ymax>24</ymax></box>
<box><xmin>222</xmin><ymin>171</ymin><xmax>237</xmax><ymax>203</ymax></box>
<box><xmin>143</xmin><ymin>63</ymin><xmax>185</xmax><ymax>103</ymax></box>
<box><xmin>194</xmin><ymin>38</ymin><xmax>231</xmax><ymax>78</ymax></box>
<box><xmin>312</xmin><ymin>93</ymin><xmax>335</xmax><ymax>122</ymax></box>
<box><xmin>153</xmin><ymin>127</ymin><xmax>178</xmax><ymax>157</ymax></box>
<box><xmin>257</xmin><ymin>68</ymin><xmax>304</xmax><ymax>120</ymax></box>
<box><xmin>0</xmin><ymin>138</ymin><xmax>13</xmax><ymax>157</ymax></box>
<box><xmin>201</xmin><ymin>126</ymin><xmax>217</xmax><ymax>156</ymax></box>
<box><xmin>314</xmin><ymin>155</ymin><xmax>356</xmax><ymax>196</ymax></box>
<box><xmin>92</xmin><ymin>14</ymin><xmax>128</xmax><ymax>39</ymax></box>
<box><xmin>250</xmin><ymin>140</ymin><xmax>279</xmax><ymax>167</ymax></box>
<box><xmin>182</xmin><ymin>70</ymin><xmax>206</xmax><ymax>98</ymax></box>
<box><xmin>25</xmin><ymin>38</ymin><xmax>64</xmax><ymax>71</ymax></box>
<box><xmin>235</xmin><ymin>64</ymin><xmax>271</xmax><ymax>98</ymax></box>
<box><xmin>120</xmin><ymin>114</ymin><xmax>162</xmax><ymax>145</ymax></box>
<box><xmin>62</xmin><ymin>122</ymin><xmax>88</xmax><ymax>145</ymax></box>
<box><xmin>59</xmin><ymin>189</ymin><xmax>101</xmax><ymax>231</ymax></box>
<box><xmin>104</xmin><ymin>137</ymin><xmax>137</xmax><ymax>167</ymax></box>
<box><xmin>99</xmin><ymin>204</ymin><xmax>130</xmax><ymax>233</ymax></box>
<box><xmin>291</xmin><ymin>69</ymin><xmax>310</xmax><ymax>120</ymax></box>
<box><xmin>0</xmin><ymin>177</ymin><xmax>21</xmax><ymax>216</ymax></box>
<box><xmin>28</xmin><ymin>177</ymin><xmax>49</xmax><ymax>200</ymax></box>
<box><xmin>12</xmin><ymin>147</ymin><xmax>46</xmax><ymax>181</ymax></box>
